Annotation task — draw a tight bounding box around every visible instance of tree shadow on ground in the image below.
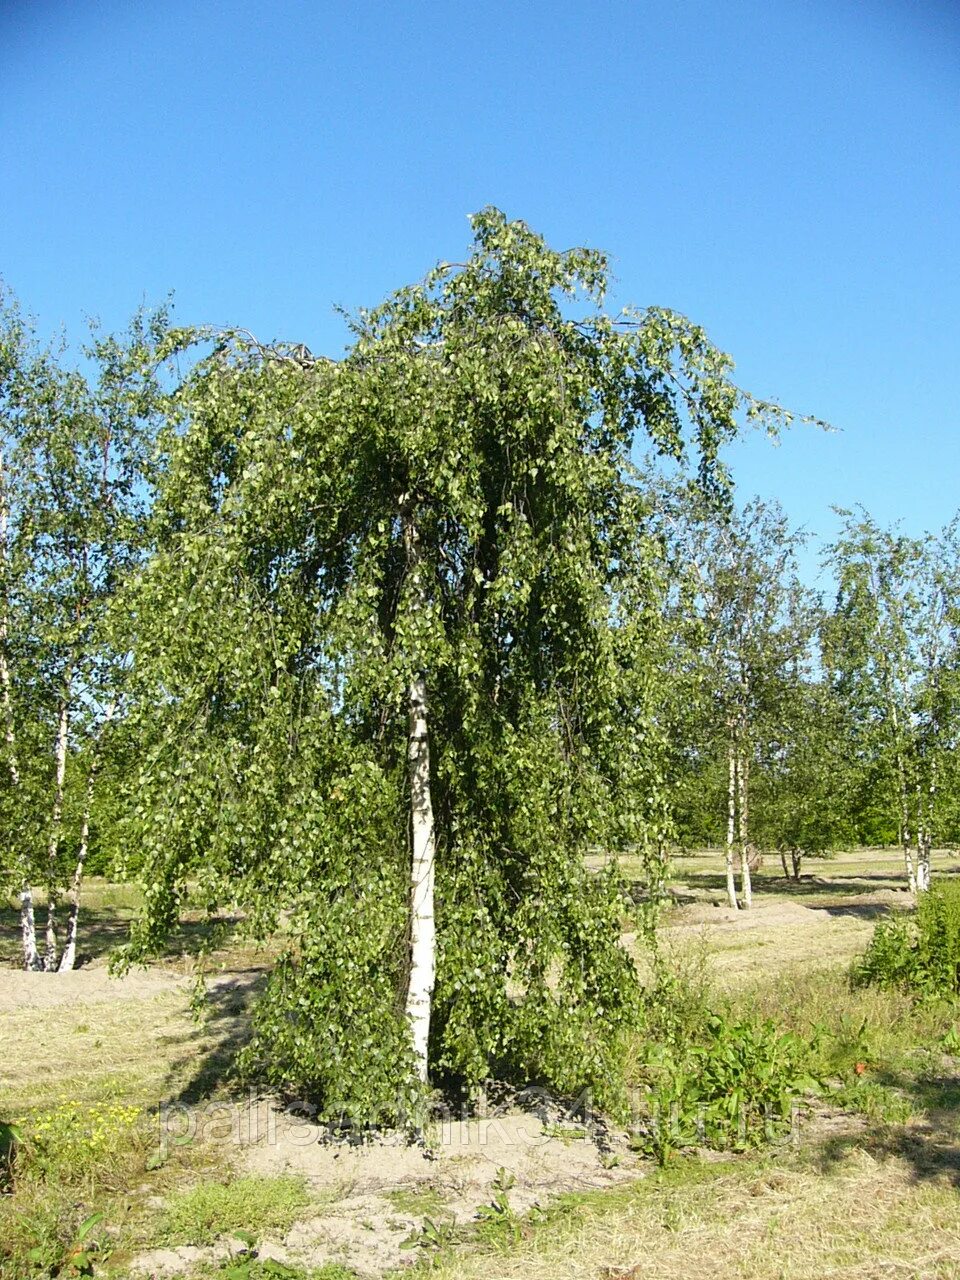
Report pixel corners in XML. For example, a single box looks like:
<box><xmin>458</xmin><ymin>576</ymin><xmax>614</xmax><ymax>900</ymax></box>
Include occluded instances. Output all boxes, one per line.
<box><xmin>815</xmin><ymin>1067</ymin><xmax>960</xmax><ymax>1185</ymax></box>
<box><xmin>819</xmin><ymin>902</ymin><xmax>904</xmax><ymax>921</ymax></box>
<box><xmin>663</xmin><ymin>870</ymin><xmax>906</xmax><ymax>900</ymax></box>
<box><xmin>816</xmin><ymin>1120</ymin><xmax>960</xmax><ymax>1186</ymax></box>
<box><xmin>157</xmin><ymin>967</ymin><xmax>269</xmax><ymax>1106</ymax></box>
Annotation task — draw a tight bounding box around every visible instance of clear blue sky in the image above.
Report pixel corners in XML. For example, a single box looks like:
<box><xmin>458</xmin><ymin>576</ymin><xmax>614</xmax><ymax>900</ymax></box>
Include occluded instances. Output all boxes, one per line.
<box><xmin>2</xmin><ymin>0</ymin><xmax>958</xmax><ymax>584</ymax></box>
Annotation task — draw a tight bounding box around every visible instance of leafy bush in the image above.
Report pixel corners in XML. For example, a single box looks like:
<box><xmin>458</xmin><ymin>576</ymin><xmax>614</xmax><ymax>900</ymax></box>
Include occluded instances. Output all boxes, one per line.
<box><xmin>855</xmin><ymin>879</ymin><xmax>960</xmax><ymax>997</ymax></box>
<box><xmin>631</xmin><ymin>955</ymin><xmax>816</xmax><ymax>1163</ymax></box>
<box><xmin>637</xmin><ymin>1013</ymin><xmax>814</xmax><ymax>1162</ymax></box>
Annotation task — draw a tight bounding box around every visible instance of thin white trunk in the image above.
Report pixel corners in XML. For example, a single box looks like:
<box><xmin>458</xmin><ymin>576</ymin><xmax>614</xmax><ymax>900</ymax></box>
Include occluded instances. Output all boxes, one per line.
<box><xmin>2</xmin><ymin>631</ymin><xmax>36</xmax><ymax>968</ymax></box>
<box><xmin>58</xmin><ymin>699</ymin><xmax>116</xmax><ymax>972</ymax></box>
<box><xmin>725</xmin><ymin>741</ymin><xmax>739</xmax><ymax>910</ymax></box>
<box><xmin>899</xmin><ymin>775</ymin><xmax>916</xmax><ymax>893</ymax></box>
<box><xmin>917</xmin><ymin>762</ymin><xmax>936</xmax><ymax>893</ymax></box>
<box><xmin>401</xmin><ymin>505</ymin><xmax>436</xmax><ymax>1083</ymax></box>
<box><xmin>20</xmin><ymin>885</ymin><xmax>40</xmax><ymax>971</ymax></box>
<box><xmin>737</xmin><ymin>748</ymin><xmax>752</xmax><ymax>909</ymax></box>
<box><xmin>0</xmin><ymin>451</ymin><xmax>37</xmax><ymax>969</ymax></box>
<box><xmin>405</xmin><ymin>671</ymin><xmax>436</xmax><ymax>1083</ymax></box>
<box><xmin>43</xmin><ymin>694</ymin><xmax>70</xmax><ymax>972</ymax></box>
<box><xmin>57</xmin><ymin>801</ymin><xmax>91</xmax><ymax>973</ymax></box>
<box><xmin>902</xmin><ymin>816</ymin><xmax>917</xmax><ymax>891</ymax></box>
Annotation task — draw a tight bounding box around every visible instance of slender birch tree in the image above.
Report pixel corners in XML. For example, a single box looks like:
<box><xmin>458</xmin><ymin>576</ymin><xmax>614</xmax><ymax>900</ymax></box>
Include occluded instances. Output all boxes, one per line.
<box><xmin>823</xmin><ymin>510</ymin><xmax>960</xmax><ymax>891</ymax></box>
<box><xmin>659</xmin><ymin>491</ymin><xmax>812</xmax><ymax>908</ymax></box>
<box><xmin>0</xmin><ymin>287</ymin><xmax>177</xmax><ymax>969</ymax></box>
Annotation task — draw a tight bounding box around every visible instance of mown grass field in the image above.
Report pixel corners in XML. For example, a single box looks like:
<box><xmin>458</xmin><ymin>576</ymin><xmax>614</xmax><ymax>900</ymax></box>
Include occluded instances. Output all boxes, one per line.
<box><xmin>3</xmin><ymin>851</ymin><xmax>960</xmax><ymax>1279</ymax></box>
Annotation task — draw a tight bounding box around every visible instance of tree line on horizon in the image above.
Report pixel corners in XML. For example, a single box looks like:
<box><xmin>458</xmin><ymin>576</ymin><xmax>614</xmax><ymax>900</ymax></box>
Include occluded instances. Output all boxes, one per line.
<box><xmin>1</xmin><ymin>210</ymin><xmax>958</xmax><ymax>1119</ymax></box>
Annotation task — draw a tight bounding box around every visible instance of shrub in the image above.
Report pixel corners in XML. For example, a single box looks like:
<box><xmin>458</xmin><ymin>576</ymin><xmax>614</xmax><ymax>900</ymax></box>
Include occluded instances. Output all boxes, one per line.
<box><xmin>643</xmin><ymin>1014</ymin><xmax>814</xmax><ymax>1162</ymax></box>
<box><xmin>855</xmin><ymin>878</ymin><xmax>960</xmax><ymax>997</ymax></box>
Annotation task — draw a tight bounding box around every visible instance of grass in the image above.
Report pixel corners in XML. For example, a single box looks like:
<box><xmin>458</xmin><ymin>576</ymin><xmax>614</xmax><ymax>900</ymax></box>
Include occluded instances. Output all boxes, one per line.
<box><xmin>384</xmin><ymin>1186</ymin><xmax>450</xmax><ymax>1218</ymax></box>
<box><xmin>153</xmin><ymin>1173</ymin><xmax>314</xmax><ymax>1246</ymax></box>
<box><xmin>419</xmin><ymin>1145</ymin><xmax>960</xmax><ymax>1279</ymax></box>
<box><xmin>7</xmin><ymin>851</ymin><xmax>960</xmax><ymax>1278</ymax></box>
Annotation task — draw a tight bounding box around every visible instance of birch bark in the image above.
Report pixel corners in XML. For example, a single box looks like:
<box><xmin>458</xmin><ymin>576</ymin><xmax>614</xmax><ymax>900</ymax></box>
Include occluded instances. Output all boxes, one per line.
<box><xmin>0</xmin><ymin>451</ymin><xmax>39</xmax><ymax>969</ymax></box>
<box><xmin>43</xmin><ymin>692</ymin><xmax>70</xmax><ymax>972</ymax></box>
<box><xmin>737</xmin><ymin>745</ymin><xmax>753</xmax><ymax>908</ymax></box>
<box><xmin>725</xmin><ymin>740</ymin><xmax>739</xmax><ymax>910</ymax></box>
<box><xmin>58</xmin><ymin>700</ymin><xmax>116</xmax><ymax>972</ymax></box>
<box><xmin>402</xmin><ymin>508</ymin><xmax>436</xmax><ymax>1083</ymax></box>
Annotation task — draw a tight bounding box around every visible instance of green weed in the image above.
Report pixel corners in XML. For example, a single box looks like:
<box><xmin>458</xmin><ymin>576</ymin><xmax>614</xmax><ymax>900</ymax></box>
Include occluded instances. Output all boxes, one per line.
<box><xmin>155</xmin><ymin>1174</ymin><xmax>312</xmax><ymax>1247</ymax></box>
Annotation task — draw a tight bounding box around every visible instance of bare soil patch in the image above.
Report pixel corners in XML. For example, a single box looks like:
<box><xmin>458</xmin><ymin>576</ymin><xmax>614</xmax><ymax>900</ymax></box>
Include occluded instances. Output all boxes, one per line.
<box><xmin>130</xmin><ymin>1101</ymin><xmax>644</xmax><ymax>1276</ymax></box>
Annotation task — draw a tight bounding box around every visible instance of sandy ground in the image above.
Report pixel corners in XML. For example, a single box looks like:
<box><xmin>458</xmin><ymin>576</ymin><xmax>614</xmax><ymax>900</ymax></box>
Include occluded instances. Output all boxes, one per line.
<box><xmin>133</xmin><ymin>1100</ymin><xmax>646</xmax><ymax>1277</ymax></box>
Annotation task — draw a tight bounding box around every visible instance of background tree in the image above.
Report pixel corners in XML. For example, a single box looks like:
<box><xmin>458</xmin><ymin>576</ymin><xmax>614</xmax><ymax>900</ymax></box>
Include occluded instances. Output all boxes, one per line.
<box><xmin>751</xmin><ymin>672</ymin><xmax>856</xmax><ymax>879</ymax></box>
<box><xmin>658</xmin><ymin>491</ymin><xmax>813</xmax><ymax>908</ymax></box>
<box><xmin>0</xmin><ymin>287</ymin><xmax>179</xmax><ymax>970</ymax></box>
<box><xmin>824</xmin><ymin>510</ymin><xmax>960</xmax><ymax>891</ymax></box>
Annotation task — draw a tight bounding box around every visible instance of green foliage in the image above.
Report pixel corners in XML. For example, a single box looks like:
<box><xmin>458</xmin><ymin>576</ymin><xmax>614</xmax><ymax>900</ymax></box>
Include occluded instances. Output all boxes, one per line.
<box><xmin>0</xmin><ymin>284</ymin><xmax>189</xmax><ymax>968</ymax></box>
<box><xmin>210</xmin><ymin>1245</ymin><xmax>344</xmax><ymax>1280</ymax></box>
<box><xmin>854</xmin><ymin>917</ymin><xmax>921</xmax><ymax>991</ymax></box>
<box><xmin>855</xmin><ymin>879</ymin><xmax>960</xmax><ymax>996</ymax></box>
<box><xmin>823</xmin><ymin>510</ymin><xmax>960</xmax><ymax>857</ymax></box>
<box><xmin>0</xmin><ymin>1120</ymin><xmax>19</xmax><ymax>1192</ymax></box>
<box><xmin>636</xmin><ymin>1013</ymin><xmax>813</xmax><ymax>1163</ymax></box>
<box><xmin>630</xmin><ymin>950</ymin><xmax>815</xmax><ymax>1164</ymax></box>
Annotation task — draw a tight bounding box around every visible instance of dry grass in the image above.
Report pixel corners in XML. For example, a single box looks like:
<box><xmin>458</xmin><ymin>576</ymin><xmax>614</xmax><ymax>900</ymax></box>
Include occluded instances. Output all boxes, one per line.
<box><xmin>430</xmin><ymin>1144</ymin><xmax>960</xmax><ymax>1279</ymax></box>
<box><xmin>6</xmin><ymin>853</ymin><xmax>960</xmax><ymax>1279</ymax></box>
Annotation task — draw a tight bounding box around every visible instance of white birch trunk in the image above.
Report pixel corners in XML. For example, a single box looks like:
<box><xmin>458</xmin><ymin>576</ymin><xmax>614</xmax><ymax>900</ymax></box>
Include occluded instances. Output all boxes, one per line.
<box><xmin>0</xmin><ymin>451</ymin><xmax>38</xmax><ymax>969</ymax></box>
<box><xmin>897</xmin><ymin>760</ymin><xmax>916</xmax><ymax>892</ymax></box>
<box><xmin>43</xmin><ymin>694</ymin><xmax>70</xmax><ymax>972</ymax></box>
<box><xmin>57</xmin><ymin>801</ymin><xmax>91</xmax><ymax>973</ymax></box>
<box><xmin>20</xmin><ymin>885</ymin><xmax>40</xmax><ymax>971</ymax></box>
<box><xmin>401</xmin><ymin>505</ymin><xmax>436</xmax><ymax>1083</ymax></box>
<box><xmin>1</xmin><ymin>628</ymin><xmax>37</xmax><ymax>969</ymax></box>
<box><xmin>725</xmin><ymin>741</ymin><xmax>739</xmax><ymax>910</ymax></box>
<box><xmin>737</xmin><ymin>748</ymin><xmax>752</xmax><ymax>909</ymax></box>
<box><xmin>58</xmin><ymin>699</ymin><xmax>116</xmax><ymax>972</ymax></box>
<box><xmin>405</xmin><ymin>672</ymin><xmax>436</xmax><ymax>1084</ymax></box>
<box><xmin>902</xmin><ymin>807</ymin><xmax>917</xmax><ymax>893</ymax></box>
<box><xmin>917</xmin><ymin>764</ymin><xmax>935</xmax><ymax>892</ymax></box>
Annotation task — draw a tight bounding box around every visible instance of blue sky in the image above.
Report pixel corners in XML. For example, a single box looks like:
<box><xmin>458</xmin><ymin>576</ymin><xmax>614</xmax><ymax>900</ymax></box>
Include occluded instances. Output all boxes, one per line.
<box><xmin>2</xmin><ymin>0</ymin><xmax>958</xmax><ymax>584</ymax></box>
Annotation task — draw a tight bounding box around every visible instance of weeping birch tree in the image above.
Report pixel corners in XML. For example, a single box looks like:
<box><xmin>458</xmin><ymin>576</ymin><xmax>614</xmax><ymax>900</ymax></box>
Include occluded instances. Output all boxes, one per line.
<box><xmin>120</xmin><ymin>210</ymin><xmax>800</xmax><ymax>1117</ymax></box>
